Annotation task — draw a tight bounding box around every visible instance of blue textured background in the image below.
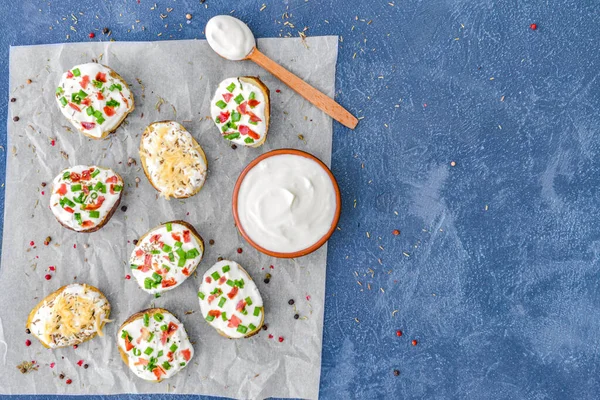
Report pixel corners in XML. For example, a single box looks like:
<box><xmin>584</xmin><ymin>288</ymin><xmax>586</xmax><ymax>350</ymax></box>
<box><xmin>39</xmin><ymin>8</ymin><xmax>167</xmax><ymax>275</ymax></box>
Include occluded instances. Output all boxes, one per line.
<box><xmin>2</xmin><ymin>0</ymin><xmax>599</xmax><ymax>399</ymax></box>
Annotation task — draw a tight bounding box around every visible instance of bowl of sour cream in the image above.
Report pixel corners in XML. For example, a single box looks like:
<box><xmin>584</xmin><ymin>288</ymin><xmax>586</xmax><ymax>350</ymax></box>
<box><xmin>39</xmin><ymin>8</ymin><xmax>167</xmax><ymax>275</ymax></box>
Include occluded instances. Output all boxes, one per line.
<box><xmin>232</xmin><ymin>149</ymin><xmax>341</xmax><ymax>258</ymax></box>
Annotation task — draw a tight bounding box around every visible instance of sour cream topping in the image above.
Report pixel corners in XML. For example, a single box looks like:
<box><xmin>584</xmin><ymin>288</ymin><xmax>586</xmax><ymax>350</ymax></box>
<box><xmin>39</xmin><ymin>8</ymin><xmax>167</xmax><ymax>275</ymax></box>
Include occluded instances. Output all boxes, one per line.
<box><xmin>205</xmin><ymin>15</ymin><xmax>256</xmax><ymax>60</ymax></box>
<box><xmin>237</xmin><ymin>153</ymin><xmax>338</xmax><ymax>254</ymax></box>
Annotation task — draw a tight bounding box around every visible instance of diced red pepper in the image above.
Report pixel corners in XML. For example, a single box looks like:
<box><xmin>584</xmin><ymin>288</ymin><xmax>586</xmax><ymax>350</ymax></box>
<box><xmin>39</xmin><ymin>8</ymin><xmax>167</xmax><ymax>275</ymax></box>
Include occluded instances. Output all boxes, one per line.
<box><xmin>218</xmin><ymin>111</ymin><xmax>230</xmax><ymax>123</ymax></box>
<box><xmin>81</xmin><ymin>170</ymin><xmax>91</xmax><ymax>181</ymax></box>
<box><xmin>161</xmin><ymin>277</ymin><xmax>177</xmax><ymax>288</ymax></box>
<box><xmin>160</xmin><ymin>321</ymin><xmax>179</xmax><ymax>345</ymax></box>
<box><xmin>104</xmin><ymin>106</ymin><xmax>116</xmax><ymax>117</ymax></box>
<box><xmin>247</xmin><ymin>128</ymin><xmax>260</xmax><ymax>140</ymax></box>
<box><xmin>97</xmin><ymin>92</ymin><xmax>104</xmax><ymax>100</ymax></box>
<box><xmin>248</xmin><ymin>99</ymin><xmax>260</xmax><ymax>108</ymax></box>
<box><xmin>235</xmin><ymin>300</ymin><xmax>247</xmax><ymax>312</ymax></box>
<box><xmin>84</xmin><ymin>196</ymin><xmax>105</xmax><ymax>210</ymax></box>
<box><xmin>80</xmin><ymin>75</ymin><xmax>90</xmax><ymax>89</ymax></box>
<box><xmin>81</xmin><ymin>220</ymin><xmax>94</xmax><ymax>228</ymax></box>
<box><xmin>124</xmin><ymin>335</ymin><xmax>134</xmax><ymax>351</ymax></box>
<box><xmin>150</xmin><ymin>234</ymin><xmax>161</xmax><ymax>243</ymax></box>
<box><xmin>227</xmin><ymin>286</ymin><xmax>239</xmax><ymax>299</ymax></box>
<box><xmin>238</xmin><ymin>125</ymin><xmax>249</xmax><ymax>135</ymax></box>
<box><xmin>81</xmin><ymin>97</ymin><xmax>92</xmax><ymax>106</ymax></box>
<box><xmin>207</xmin><ymin>295</ymin><xmax>215</xmax><ymax>304</ymax></box>
<box><xmin>81</xmin><ymin>121</ymin><xmax>96</xmax><ymax>130</ymax></box>
<box><xmin>182</xmin><ymin>268</ymin><xmax>190</xmax><ymax>276</ymax></box>
<box><xmin>106</xmin><ymin>175</ymin><xmax>118</xmax><ymax>183</ymax></box>
<box><xmin>69</xmin><ymin>103</ymin><xmax>81</xmax><ymax>112</ymax></box>
<box><xmin>205</xmin><ymin>276</ymin><xmax>212</xmax><ymax>284</ymax></box>
<box><xmin>64</xmin><ymin>206</ymin><xmax>74</xmax><ymax>213</ymax></box>
<box><xmin>208</xmin><ymin>309</ymin><xmax>221</xmax><ymax>318</ymax></box>
<box><xmin>227</xmin><ymin>315</ymin><xmax>242</xmax><ymax>328</ymax></box>
<box><xmin>248</xmin><ymin>111</ymin><xmax>262</xmax><ymax>123</ymax></box>
<box><xmin>181</xmin><ymin>349</ymin><xmax>191</xmax><ymax>362</ymax></box>
<box><xmin>218</xmin><ymin>276</ymin><xmax>227</xmax><ymax>285</ymax></box>
<box><xmin>95</xmin><ymin>72</ymin><xmax>107</xmax><ymax>82</ymax></box>
<box><xmin>82</xmin><ymin>185</ymin><xmax>90</xmax><ymax>195</ymax></box>
<box><xmin>222</xmin><ymin>93</ymin><xmax>234</xmax><ymax>103</ymax></box>
<box><xmin>70</xmin><ymin>172</ymin><xmax>81</xmax><ymax>182</ymax></box>
<box><xmin>135</xmin><ymin>249</ymin><xmax>144</xmax><ymax>257</ymax></box>
<box><xmin>183</xmin><ymin>230</ymin><xmax>191</xmax><ymax>243</ymax></box>
<box><xmin>152</xmin><ymin>366</ymin><xmax>166</xmax><ymax>380</ymax></box>
<box><xmin>109</xmin><ymin>184</ymin><xmax>115</xmax><ymax>195</ymax></box>
<box><xmin>166</xmin><ymin>351</ymin><xmax>174</xmax><ymax>362</ymax></box>
<box><xmin>66</xmin><ymin>70</ymin><xmax>74</xmax><ymax>79</ymax></box>
<box><xmin>134</xmin><ymin>358</ymin><xmax>148</xmax><ymax>366</ymax></box>
<box><xmin>57</xmin><ymin>183</ymin><xmax>67</xmax><ymax>195</ymax></box>
<box><xmin>141</xmin><ymin>254</ymin><xmax>152</xmax><ymax>272</ymax></box>
<box><xmin>237</xmin><ymin>101</ymin><xmax>248</xmax><ymax>115</ymax></box>
<box><xmin>171</xmin><ymin>233</ymin><xmax>181</xmax><ymax>241</ymax></box>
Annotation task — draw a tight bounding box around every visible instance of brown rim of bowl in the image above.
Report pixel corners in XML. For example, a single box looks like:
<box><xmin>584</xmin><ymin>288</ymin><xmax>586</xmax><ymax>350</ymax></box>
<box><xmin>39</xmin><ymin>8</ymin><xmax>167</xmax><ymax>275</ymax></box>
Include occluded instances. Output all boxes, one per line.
<box><xmin>232</xmin><ymin>149</ymin><xmax>342</xmax><ymax>259</ymax></box>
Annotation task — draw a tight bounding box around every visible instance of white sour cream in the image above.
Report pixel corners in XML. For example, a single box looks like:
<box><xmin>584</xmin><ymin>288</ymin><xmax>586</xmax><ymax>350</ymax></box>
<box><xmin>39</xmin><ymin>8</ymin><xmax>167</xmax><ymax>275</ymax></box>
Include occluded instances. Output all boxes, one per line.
<box><xmin>205</xmin><ymin>15</ymin><xmax>256</xmax><ymax>60</ymax></box>
<box><xmin>237</xmin><ymin>154</ymin><xmax>337</xmax><ymax>254</ymax></box>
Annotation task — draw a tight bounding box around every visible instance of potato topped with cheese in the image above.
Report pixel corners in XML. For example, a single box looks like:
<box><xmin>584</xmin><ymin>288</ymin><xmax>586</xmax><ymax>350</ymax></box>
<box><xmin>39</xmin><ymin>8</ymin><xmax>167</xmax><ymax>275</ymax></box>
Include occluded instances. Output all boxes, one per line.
<box><xmin>26</xmin><ymin>284</ymin><xmax>111</xmax><ymax>349</ymax></box>
<box><xmin>139</xmin><ymin>121</ymin><xmax>208</xmax><ymax>199</ymax></box>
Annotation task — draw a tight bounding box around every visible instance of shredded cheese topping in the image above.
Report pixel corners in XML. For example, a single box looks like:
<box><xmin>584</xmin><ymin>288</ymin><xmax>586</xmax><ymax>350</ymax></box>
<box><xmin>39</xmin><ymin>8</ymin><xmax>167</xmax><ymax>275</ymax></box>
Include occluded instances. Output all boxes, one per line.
<box><xmin>140</xmin><ymin>121</ymin><xmax>207</xmax><ymax>199</ymax></box>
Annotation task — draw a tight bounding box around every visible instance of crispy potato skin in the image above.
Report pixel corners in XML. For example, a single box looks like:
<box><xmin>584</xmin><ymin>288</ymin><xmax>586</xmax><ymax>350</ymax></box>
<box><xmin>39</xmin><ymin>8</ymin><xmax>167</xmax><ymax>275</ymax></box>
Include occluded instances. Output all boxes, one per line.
<box><xmin>26</xmin><ymin>284</ymin><xmax>111</xmax><ymax>349</ymax></box>
<box><xmin>139</xmin><ymin>121</ymin><xmax>208</xmax><ymax>199</ymax></box>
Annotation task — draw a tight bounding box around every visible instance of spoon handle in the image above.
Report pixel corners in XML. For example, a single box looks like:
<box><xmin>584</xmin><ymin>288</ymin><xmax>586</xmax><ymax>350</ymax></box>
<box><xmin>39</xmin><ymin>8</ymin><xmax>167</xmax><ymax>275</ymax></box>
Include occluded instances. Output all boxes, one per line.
<box><xmin>247</xmin><ymin>48</ymin><xmax>358</xmax><ymax>130</ymax></box>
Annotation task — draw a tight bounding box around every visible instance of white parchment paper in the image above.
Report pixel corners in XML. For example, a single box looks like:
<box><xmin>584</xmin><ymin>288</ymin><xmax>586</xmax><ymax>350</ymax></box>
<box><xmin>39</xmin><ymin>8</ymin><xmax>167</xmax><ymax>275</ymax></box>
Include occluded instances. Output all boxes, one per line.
<box><xmin>0</xmin><ymin>36</ymin><xmax>338</xmax><ymax>399</ymax></box>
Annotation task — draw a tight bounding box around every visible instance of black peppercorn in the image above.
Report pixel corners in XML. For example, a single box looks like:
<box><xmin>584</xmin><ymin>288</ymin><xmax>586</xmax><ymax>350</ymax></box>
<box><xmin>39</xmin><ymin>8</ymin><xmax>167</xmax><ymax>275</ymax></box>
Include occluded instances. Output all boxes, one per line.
<box><xmin>133</xmin><ymin>239</ymin><xmax>138</xmax><ymax>245</ymax></box>
<box><xmin>102</xmin><ymin>27</ymin><xmax>110</xmax><ymax>34</ymax></box>
<box><xmin>13</xmin><ymin>116</ymin><xmax>19</xmax><ymax>122</ymax></box>
<box><xmin>262</xmin><ymin>324</ymin><xmax>268</xmax><ymax>330</ymax></box>
<box><xmin>84</xmin><ymin>364</ymin><xmax>89</xmax><ymax>369</ymax></box>
<box><xmin>209</xmin><ymin>239</ymin><xmax>215</xmax><ymax>245</ymax></box>
<box><xmin>264</xmin><ymin>278</ymin><xmax>270</xmax><ymax>284</ymax></box>
<box><xmin>121</xmin><ymin>205</ymin><xmax>127</xmax><ymax>212</ymax></box>
<box><xmin>59</xmin><ymin>373</ymin><xmax>65</xmax><ymax>379</ymax></box>
<box><xmin>231</xmin><ymin>144</ymin><xmax>237</xmax><ymax>150</ymax></box>
<box><xmin>294</xmin><ymin>314</ymin><xmax>299</xmax><ymax>319</ymax></box>
<box><xmin>217</xmin><ymin>256</ymin><xmax>223</xmax><ymax>262</ymax></box>
<box><xmin>10</xmin><ymin>98</ymin><xmax>16</xmax><ymax>102</ymax></box>
<box><xmin>25</xmin><ymin>328</ymin><xmax>30</xmax><ymax>334</ymax></box>
<box><xmin>393</xmin><ymin>369</ymin><xmax>400</xmax><ymax>376</ymax></box>
<box><xmin>288</xmin><ymin>299</ymin><xmax>294</xmax><ymax>305</ymax></box>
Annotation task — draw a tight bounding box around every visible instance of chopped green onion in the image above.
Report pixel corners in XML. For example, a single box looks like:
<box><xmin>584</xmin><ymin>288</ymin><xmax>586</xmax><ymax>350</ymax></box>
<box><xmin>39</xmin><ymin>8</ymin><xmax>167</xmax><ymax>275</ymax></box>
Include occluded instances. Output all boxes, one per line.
<box><xmin>221</xmin><ymin>312</ymin><xmax>228</xmax><ymax>321</ymax></box>
<box><xmin>198</xmin><ymin>291</ymin><xmax>205</xmax><ymax>300</ymax></box>
<box><xmin>151</xmin><ymin>250</ymin><xmax>161</xmax><ymax>255</ymax></box>
<box><xmin>234</xmin><ymin>94</ymin><xmax>244</xmax><ymax>104</ymax></box>
<box><xmin>143</xmin><ymin>313</ymin><xmax>149</xmax><ymax>327</ymax></box>
<box><xmin>144</xmin><ymin>347</ymin><xmax>154</xmax><ymax>355</ymax></box>
<box><xmin>241</xmin><ymin>308</ymin><xmax>248</xmax><ymax>315</ymax></box>
<box><xmin>96</xmin><ymin>116</ymin><xmax>105</xmax><ymax>125</ymax></box>
<box><xmin>63</xmin><ymin>171</ymin><xmax>71</xmax><ymax>179</ymax></box>
<box><xmin>71</xmin><ymin>184</ymin><xmax>82</xmax><ymax>192</ymax></box>
<box><xmin>121</xmin><ymin>330</ymin><xmax>130</xmax><ymax>339</ymax></box>
<box><xmin>186</xmin><ymin>248</ymin><xmax>199</xmax><ymax>259</ymax></box>
<box><xmin>231</xmin><ymin>111</ymin><xmax>241</xmax><ymax>122</ymax></box>
<box><xmin>215</xmin><ymin>100</ymin><xmax>227</xmax><ymax>109</ymax></box>
<box><xmin>59</xmin><ymin>97</ymin><xmax>68</xmax><ymax>107</ymax></box>
<box><xmin>180</xmin><ymin>362</ymin><xmax>186</xmax><ymax>366</ymax></box>
<box><xmin>89</xmin><ymin>210</ymin><xmax>100</xmax><ymax>218</ymax></box>
<box><xmin>237</xmin><ymin>325</ymin><xmax>248</xmax><ymax>334</ymax></box>
<box><xmin>224</xmin><ymin>132</ymin><xmax>240</xmax><ymax>140</ymax></box>
<box><xmin>218</xmin><ymin>297</ymin><xmax>227</xmax><ymax>308</ymax></box>
<box><xmin>72</xmin><ymin>68</ymin><xmax>81</xmax><ymax>77</ymax></box>
<box><xmin>226</xmin><ymin>82</ymin><xmax>236</xmax><ymax>92</ymax></box>
<box><xmin>215</xmin><ymin>116</ymin><xmax>221</xmax><ymax>124</ymax></box>
<box><xmin>211</xmin><ymin>271</ymin><xmax>220</xmax><ymax>280</ymax></box>
<box><xmin>77</xmin><ymin>89</ymin><xmax>88</xmax><ymax>98</ymax></box>
<box><xmin>154</xmin><ymin>313</ymin><xmax>164</xmax><ymax>322</ymax></box>
<box><xmin>64</xmin><ymin>198</ymin><xmax>76</xmax><ymax>208</ymax></box>
<box><xmin>244</xmin><ymin>137</ymin><xmax>255</xmax><ymax>144</ymax></box>
<box><xmin>109</xmin><ymin>83</ymin><xmax>122</xmax><ymax>91</ymax></box>
<box><xmin>130</xmin><ymin>264</ymin><xmax>138</xmax><ymax>270</ymax></box>
<box><xmin>206</xmin><ymin>315</ymin><xmax>215</xmax><ymax>322</ymax></box>
<box><xmin>226</xmin><ymin>279</ymin><xmax>234</xmax><ymax>287</ymax></box>
<box><xmin>162</xmin><ymin>244</ymin><xmax>172</xmax><ymax>253</ymax></box>
<box><xmin>249</xmin><ymin>120</ymin><xmax>258</xmax><ymax>126</ymax></box>
<box><xmin>166</xmin><ymin>223</ymin><xmax>172</xmax><ymax>232</ymax></box>
<box><xmin>160</xmin><ymin>324</ymin><xmax>168</xmax><ymax>331</ymax></box>
<box><xmin>157</xmin><ymin>350</ymin><xmax>164</xmax><ymax>357</ymax></box>
<box><xmin>86</xmin><ymin>107</ymin><xmax>95</xmax><ymax>116</ymax></box>
<box><xmin>74</xmin><ymin>213</ymin><xmax>82</xmax><ymax>225</ymax></box>
<box><xmin>113</xmin><ymin>185</ymin><xmax>122</xmax><ymax>192</ymax></box>
<box><xmin>132</xmin><ymin>348</ymin><xmax>141</xmax><ymax>356</ymax></box>
<box><xmin>92</xmin><ymin>80</ymin><xmax>103</xmax><ymax>88</ymax></box>
<box><xmin>248</xmin><ymin>323</ymin><xmax>256</xmax><ymax>331</ymax></box>
<box><xmin>93</xmin><ymin>110</ymin><xmax>103</xmax><ymax>119</ymax></box>
<box><xmin>245</xmin><ymin>297</ymin><xmax>253</xmax><ymax>306</ymax></box>
<box><xmin>162</xmin><ymin>361</ymin><xmax>171</xmax><ymax>370</ymax></box>
<box><xmin>222</xmin><ymin>265</ymin><xmax>230</xmax><ymax>273</ymax></box>
<box><xmin>168</xmin><ymin>252</ymin><xmax>174</xmax><ymax>262</ymax></box>
<box><xmin>152</xmin><ymin>272</ymin><xmax>162</xmax><ymax>283</ymax></box>
<box><xmin>144</xmin><ymin>278</ymin><xmax>154</xmax><ymax>289</ymax></box>
<box><xmin>148</xmin><ymin>332</ymin><xmax>155</xmax><ymax>342</ymax></box>
<box><xmin>235</xmin><ymin>279</ymin><xmax>245</xmax><ymax>288</ymax></box>
<box><xmin>249</xmin><ymin>91</ymin><xmax>256</xmax><ymax>100</ymax></box>
<box><xmin>106</xmin><ymin>99</ymin><xmax>120</xmax><ymax>107</ymax></box>
<box><xmin>174</xmin><ymin>241</ymin><xmax>183</xmax><ymax>248</ymax></box>
<box><xmin>254</xmin><ymin>307</ymin><xmax>261</xmax><ymax>316</ymax></box>
<box><xmin>170</xmin><ymin>343</ymin><xmax>178</xmax><ymax>352</ymax></box>
<box><xmin>91</xmin><ymin>169</ymin><xmax>101</xmax><ymax>178</ymax></box>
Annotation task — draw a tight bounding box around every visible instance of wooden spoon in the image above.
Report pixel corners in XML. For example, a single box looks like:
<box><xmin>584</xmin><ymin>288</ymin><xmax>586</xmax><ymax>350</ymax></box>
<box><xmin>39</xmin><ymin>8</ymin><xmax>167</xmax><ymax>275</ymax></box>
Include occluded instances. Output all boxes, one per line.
<box><xmin>245</xmin><ymin>47</ymin><xmax>358</xmax><ymax>129</ymax></box>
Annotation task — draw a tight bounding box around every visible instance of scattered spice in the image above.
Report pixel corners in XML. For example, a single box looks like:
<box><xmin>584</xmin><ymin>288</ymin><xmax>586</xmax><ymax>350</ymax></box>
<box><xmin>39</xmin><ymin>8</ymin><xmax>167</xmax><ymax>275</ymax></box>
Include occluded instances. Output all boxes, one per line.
<box><xmin>59</xmin><ymin>373</ymin><xmax>65</xmax><ymax>379</ymax></box>
<box><xmin>530</xmin><ymin>23</ymin><xmax>537</xmax><ymax>30</ymax></box>
<box><xmin>186</xmin><ymin>13</ymin><xmax>193</xmax><ymax>20</ymax></box>
<box><xmin>25</xmin><ymin>328</ymin><xmax>30</xmax><ymax>334</ymax></box>
<box><xmin>121</xmin><ymin>205</ymin><xmax>127</xmax><ymax>212</ymax></box>
<box><xmin>294</xmin><ymin>314</ymin><xmax>299</xmax><ymax>319</ymax></box>
<box><xmin>127</xmin><ymin>157</ymin><xmax>137</xmax><ymax>166</ymax></box>
<box><xmin>73</xmin><ymin>344</ymin><xmax>78</xmax><ymax>349</ymax></box>
<box><xmin>393</xmin><ymin>369</ymin><xmax>400</xmax><ymax>376</ymax></box>
<box><xmin>88</xmin><ymin>32</ymin><xmax>95</xmax><ymax>38</ymax></box>
<box><xmin>16</xmin><ymin>360</ymin><xmax>39</xmax><ymax>374</ymax></box>
<box><xmin>268</xmin><ymin>334</ymin><xmax>273</xmax><ymax>339</ymax></box>
<box><xmin>29</xmin><ymin>241</ymin><xmax>35</xmax><ymax>246</ymax></box>
<box><xmin>133</xmin><ymin>239</ymin><xmax>138</xmax><ymax>245</ymax></box>
<box><xmin>262</xmin><ymin>324</ymin><xmax>268</xmax><ymax>330</ymax></box>
<box><xmin>278</xmin><ymin>336</ymin><xmax>284</xmax><ymax>342</ymax></box>
<box><xmin>209</xmin><ymin>239</ymin><xmax>215</xmax><ymax>245</ymax></box>
<box><xmin>231</xmin><ymin>144</ymin><xmax>237</xmax><ymax>150</ymax></box>
<box><xmin>450</xmin><ymin>161</ymin><xmax>456</xmax><ymax>167</ymax></box>
<box><xmin>41</xmin><ymin>182</ymin><xmax>46</xmax><ymax>187</ymax></box>
<box><xmin>237</xmin><ymin>247</ymin><xmax>243</xmax><ymax>254</ymax></box>
<box><xmin>10</xmin><ymin>97</ymin><xmax>16</xmax><ymax>102</ymax></box>
<box><xmin>264</xmin><ymin>273</ymin><xmax>271</xmax><ymax>284</ymax></box>
<box><xmin>25</xmin><ymin>339</ymin><xmax>31</xmax><ymax>346</ymax></box>
<box><xmin>50</xmin><ymin>362</ymin><xmax>55</xmax><ymax>368</ymax></box>
<box><xmin>13</xmin><ymin>116</ymin><xmax>20</xmax><ymax>122</ymax></box>
<box><xmin>66</xmin><ymin>378</ymin><xmax>72</xmax><ymax>385</ymax></box>
<box><xmin>44</xmin><ymin>236</ymin><xmax>52</xmax><ymax>246</ymax></box>
<box><xmin>275</xmin><ymin>89</ymin><xmax>281</xmax><ymax>93</ymax></box>
<box><xmin>288</xmin><ymin>299</ymin><xmax>295</xmax><ymax>305</ymax></box>
<box><xmin>44</xmin><ymin>274</ymin><xmax>52</xmax><ymax>281</ymax></box>
<box><xmin>396</xmin><ymin>330</ymin><xmax>402</xmax><ymax>337</ymax></box>
<box><xmin>125</xmin><ymin>275</ymin><xmax>131</xmax><ymax>280</ymax></box>
<box><xmin>102</xmin><ymin>27</ymin><xmax>110</xmax><ymax>35</ymax></box>
<box><xmin>411</xmin><ymin>339</ymin><xmax>418</xmax><ymax>346</ymax></box>
<box><xmin>76</xmin><ymin>360</ymin><xmax>84</xmax><ymax>367</ymax></box>
<box><xmin>84</xmin><ymin>364</ymin><xmax>89</xmax><ymax>369</ymax></box>
<box><xmin>49</xmin><ymin>266</ymin><xmax>56</xmax><ymax>271</ymax></box>
<box><xmin>392</xmin><ymin>229</ymin><xmax>400</xmax><ymax>236</ymax></box>
<box><xmin>26</xmin><ymin>79</ymin><xmax>32</xmax><ymax>84</ymax></box>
